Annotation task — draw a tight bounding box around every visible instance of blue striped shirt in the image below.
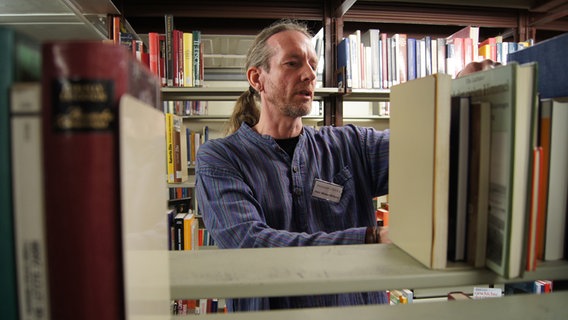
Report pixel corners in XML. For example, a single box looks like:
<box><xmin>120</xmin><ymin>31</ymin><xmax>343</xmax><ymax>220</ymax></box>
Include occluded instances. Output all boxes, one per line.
<box><xmin>195</xmin><ymin>122</ymin><xmax>390</xmax><ymax>311</ymax></box>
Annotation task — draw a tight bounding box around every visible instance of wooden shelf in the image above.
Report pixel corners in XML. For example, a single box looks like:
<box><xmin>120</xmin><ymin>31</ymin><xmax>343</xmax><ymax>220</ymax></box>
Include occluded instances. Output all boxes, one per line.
<box><xmin>169</xmin><ymin>244</ymin><xmax>568</xmax><ymax>300</ymax></box>
<box><xmin>161</xmin><ymin>86</ymin><xmax>340</xmax><ymax>101</ymax></box>
<box><xmin>161</xmin><ymin>86</ymin><xmax>390</xmax><ymax>102</ymax></box>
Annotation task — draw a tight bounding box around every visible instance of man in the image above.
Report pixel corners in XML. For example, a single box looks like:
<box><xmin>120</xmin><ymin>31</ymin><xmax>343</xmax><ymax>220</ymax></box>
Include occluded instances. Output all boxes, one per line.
<box><xmin>195</xmin><ymin>19</ymin><xmax>493</xmax><ymax>311</ymax></box>
<box><xmin>196</xmin><ymin>19</ymin><xmax>389</xmax><ymax>312</ymax></box>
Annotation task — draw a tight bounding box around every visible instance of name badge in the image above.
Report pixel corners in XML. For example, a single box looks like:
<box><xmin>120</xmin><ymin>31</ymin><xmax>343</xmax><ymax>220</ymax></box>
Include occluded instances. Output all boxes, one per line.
<box><xmin>312</xmin><ymin>179</ymin><xmax>343</xmax><ymax>203</ymax></box>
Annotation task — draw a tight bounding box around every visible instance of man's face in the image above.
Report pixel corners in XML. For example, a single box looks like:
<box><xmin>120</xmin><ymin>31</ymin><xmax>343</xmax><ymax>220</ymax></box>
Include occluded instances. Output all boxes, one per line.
<box><xmin>259</xmin><ymin>30</ymin><xmax>318</xmax><ymax>118</ymax></box>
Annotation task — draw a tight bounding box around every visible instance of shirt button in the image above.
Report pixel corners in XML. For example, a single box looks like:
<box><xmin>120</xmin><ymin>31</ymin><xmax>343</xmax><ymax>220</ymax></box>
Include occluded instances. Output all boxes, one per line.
<box><xmin>293</xmin><ymin>166</ymin><xmax>299</xmax><ymax>173</ymax></box>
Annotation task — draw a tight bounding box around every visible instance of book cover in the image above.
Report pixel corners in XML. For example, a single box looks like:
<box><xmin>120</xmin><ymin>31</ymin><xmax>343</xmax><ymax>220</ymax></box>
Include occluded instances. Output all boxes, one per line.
<box><xmin>0</xmin><ymin>27</ymin><xmax>41</xmax><ymax>320</ymax></box>
<box><xmin>452</xmin><ymin>62</ymin><xmax>538</xmax><ymax>278</ymax></box>
<box><xmin>389</xmin><ymin>73</ymin><xmax>452</xmax><ymax>270</ymax></box>
<box><xmin>41</xmin><ymin>41</ymin><xmax>162</xmax><ymax>319</ymax></box>
<box><xmin>507</xmin><ymin>32</ymin><xmax>568</xmax><ymax>99</ymax></box>
<box><xmin>10</xmin><ymin>82</ymin><xmax>50</xmax><ymax>320</ymax></box>
<box><xmin>541</xmin><ymin>98</ymin><xmax>568</xmax><ymax>261</ymax></box>
<box><xmin>118</xmin><ymin>94</ymin><xmax>170</xmax><ymax>317</ymax></box>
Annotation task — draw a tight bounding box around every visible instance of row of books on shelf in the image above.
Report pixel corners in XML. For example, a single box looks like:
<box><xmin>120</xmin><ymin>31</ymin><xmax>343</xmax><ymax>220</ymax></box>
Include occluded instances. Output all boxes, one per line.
<box><xmin>165</xmin><ymin>99</ymin><xmax>209</xmax><ymax>116</ymax></box>
<box><xmin>171</xmin><ymin>298</ymin><xmax>225</xmax><ymax>316</ymax></box>
<box><xmin>167</xmin><ymin>209</ymin><xmax>215</xmax><ymax>250</ymax></box>
<box><xmin>112</xmin><ymin>13</ymin><xmax>205</xmax><ymax>88</ymax></box>
<box><xmin>388</xmin><ymin>32</ymin><xmax>568</xmax><ymax>280</ymax></box>
<box><xmin>338</xmin><ymin>26</ymin><xmax>531</xmax><ymax>90</ymax></box>
<box><xmin>165</xmin><ymin>111</ymin><xmax>210</xmax><ymax>183</ymax></box>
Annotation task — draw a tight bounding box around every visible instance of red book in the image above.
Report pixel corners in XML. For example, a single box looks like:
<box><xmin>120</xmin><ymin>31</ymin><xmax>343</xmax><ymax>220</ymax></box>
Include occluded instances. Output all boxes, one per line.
<box><xmin>41</xmin><ymin>41</ymin><xmax>161</xmax><ymax>320</ymax></box>
<box><xmin>148</xmin><ymin>32</ymin><xmax>161</xmax><ymax>77</ymax></box>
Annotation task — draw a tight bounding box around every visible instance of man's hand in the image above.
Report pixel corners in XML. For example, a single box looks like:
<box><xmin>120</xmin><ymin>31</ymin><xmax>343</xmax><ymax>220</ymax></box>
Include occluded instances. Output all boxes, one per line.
<box><xmin>365</xmin><ymin>226</ymin><xmax>391</xmax><ymax>244</ymax></box>
<box><xmin>457</xmin><ymin>59</ymin><xmax>501</xmax><ymax>78</ymax></box>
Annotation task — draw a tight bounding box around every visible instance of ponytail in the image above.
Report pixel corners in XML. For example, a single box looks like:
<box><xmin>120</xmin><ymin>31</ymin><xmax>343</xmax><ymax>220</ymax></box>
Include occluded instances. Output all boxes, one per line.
<box><xmin>226</xmin><ymin>86</ymin><xmax>260</xmax><ymax>135</ymax></box>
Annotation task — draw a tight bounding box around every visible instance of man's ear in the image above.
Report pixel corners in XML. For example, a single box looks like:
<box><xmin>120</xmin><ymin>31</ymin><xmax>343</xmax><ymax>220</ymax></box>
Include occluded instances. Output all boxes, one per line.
<box><xmin>247</xmin><ymin>67</ymin><xmax>262</xmax><ymax>92</ymax></box>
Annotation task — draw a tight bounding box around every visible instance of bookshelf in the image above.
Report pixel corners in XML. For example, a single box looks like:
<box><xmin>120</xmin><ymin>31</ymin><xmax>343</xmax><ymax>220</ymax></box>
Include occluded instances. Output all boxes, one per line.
<box><xmin>4</xmin><ymin>0</ymin><xmax>567</xmax><ymax>318</ymax></box>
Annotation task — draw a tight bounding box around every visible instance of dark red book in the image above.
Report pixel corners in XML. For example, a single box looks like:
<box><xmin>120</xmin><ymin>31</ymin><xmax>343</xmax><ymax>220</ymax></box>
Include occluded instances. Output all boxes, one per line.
<box><xmin>41</xmin><ymin>41</ymin><xmax>161</xmax><ymax>320</ymax></box>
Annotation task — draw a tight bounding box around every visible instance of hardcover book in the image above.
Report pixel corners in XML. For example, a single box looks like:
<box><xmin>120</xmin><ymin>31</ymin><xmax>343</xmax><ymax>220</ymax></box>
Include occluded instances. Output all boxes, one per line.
<box><xmin>41</xmin><ymin>41</ymin><xmax>163</xmax><ymax>319</ymax></box>
<box><xmin>389</xmin><ymin>73</ymin><xmax>452</xmax><ymax>270</ymax></box>
<box><xmin>507</xmin><ymin>32</ymin><xmax>568</xmax><ymax>99</ymax></box>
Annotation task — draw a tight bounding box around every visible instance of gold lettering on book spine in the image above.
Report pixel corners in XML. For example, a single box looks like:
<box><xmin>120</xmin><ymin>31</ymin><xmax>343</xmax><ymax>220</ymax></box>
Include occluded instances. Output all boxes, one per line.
<box><xmin>55</xmin><ymin>81</ymin><xmax>114</xmax><ymax>130</ymax></box>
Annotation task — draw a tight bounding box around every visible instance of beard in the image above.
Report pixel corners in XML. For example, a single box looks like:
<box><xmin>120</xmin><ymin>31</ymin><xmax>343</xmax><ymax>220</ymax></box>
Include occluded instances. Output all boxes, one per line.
<box><xmin>279</xmin><ymin>101</ymin><xmax>312</xmax><ymax>118</ymax></box>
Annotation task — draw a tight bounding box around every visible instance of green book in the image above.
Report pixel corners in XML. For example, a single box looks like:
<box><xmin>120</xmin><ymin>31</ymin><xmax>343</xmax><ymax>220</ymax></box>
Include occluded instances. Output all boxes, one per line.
<box><xmin>0</xmin><ymin>27</ymin><xmax>41</xmax><ymax>320</ymax></box>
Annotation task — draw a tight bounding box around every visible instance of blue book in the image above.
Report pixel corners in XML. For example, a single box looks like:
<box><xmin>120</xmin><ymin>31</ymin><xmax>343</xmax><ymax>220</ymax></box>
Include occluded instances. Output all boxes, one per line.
<box><xmin>508</xmin><ymin>32</ymin><xmax>568</xmax><ymax>99</ymax></box>
<box><xmin>407</xmin><ymin>38</ymin><xmax>417</xmax><ymax>80</ymax></box>
<box><xmin>337</xmin><ymin>37</ymin><xmax>351</xmax><ymax>88</ymax></box>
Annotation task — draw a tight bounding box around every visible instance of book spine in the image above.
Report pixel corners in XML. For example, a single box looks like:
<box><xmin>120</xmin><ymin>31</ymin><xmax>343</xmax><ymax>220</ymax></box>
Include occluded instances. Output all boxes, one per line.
<box><xmin>41</xmin><ymin>41</ymin><xmax>160</xmax><ymax>320</ymax></box>
<box><xmin>166</xmin><ymin>113</ymin><xmax>175</xmax><ymax>183</ymax></box>
<box><xmin>165</xmin><ymin>14</ymin><xmax>174</xmax><ymax>87</ymax></box>
<box><xmin>183</xmin><ymin>32</ymin><xmax>194</xmax><ymax>87</ymax></box>
<box><xmin>192</xmin><ymin>31</ymin><xmax>201</xmax><ymax>87</ymax></box>
<box><xmin>10</xmin><ymin>82</ymin><xmax>50</xmax><ymax>320</ymax></box>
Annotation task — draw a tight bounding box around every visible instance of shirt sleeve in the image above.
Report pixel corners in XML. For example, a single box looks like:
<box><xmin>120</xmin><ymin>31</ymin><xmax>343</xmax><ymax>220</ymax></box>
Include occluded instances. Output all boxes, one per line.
<box><xmin>195</xmin><ymin>141</ymin><xmax>368</xmax><ymax>249</ymax></box>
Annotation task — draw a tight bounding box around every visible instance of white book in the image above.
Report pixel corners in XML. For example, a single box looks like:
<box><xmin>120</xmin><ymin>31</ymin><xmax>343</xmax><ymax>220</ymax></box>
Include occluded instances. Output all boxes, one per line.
<box><xmin>10</xmin><ymin>82</ymin><xmax>50</xmax><ymax>320</ymax></box>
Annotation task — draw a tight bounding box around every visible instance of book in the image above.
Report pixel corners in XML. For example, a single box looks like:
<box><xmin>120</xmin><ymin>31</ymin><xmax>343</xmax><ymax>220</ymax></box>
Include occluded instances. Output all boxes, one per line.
<box><xmin>452</xmin><ymin>62</ymin><xmax>538</xmax><ymax>278</ymax></box>
<box><xmin>541</xmin><ymin>98</ymin><xmax>568</xmax><ymax>261</ymax></box>
<box><xmin>165</xmin><ymin>112</ymin><xmax>175</xmax><ymax>183</ymax></box>
<box><xmin>183</xmin><ymin>31</ymin><xmax>194</xmax><ymax>87</ymax></box>
<box><xmin>0</xmin><ymin>27</ymin><xmax>41</xmax><ymax>320</ymax></box>
<box><xmin>183</xmin><ymin>212</ymin><xmax>199</xmax><ymax>251</ymax></box>
<box><xmin>526</xmin><ymin>146</ymin><xmax>543</xmax><ymax>271</ymax></box>
<box><xmin>337</xmin><ymin>37</ymin><xmax>352</xmax><ymax>88</ymax></box>
<box><xmin>389</xmin><ymin>73</ymin><xmax>452</xmax><ymax>270</ymax></box>
<box><xmin>164</xmin><ymin>14</ymin><xmax>174</xmax><ymax>87</ymax></box>
<box><xmin>466</xmin><ymin>101</ymin><xmax>492</xmax><ymax>268</ymax></box>
<box><xmin>507</xmin><ymin>32</ymin><xmax>568</xmax><ymax>99</ymax></box>
<box><xmin>118</xmin><ymin>94</ymin><xmax>171</xmax><ymax>317</ymax></box>
<box><xmin>10</xmin><ymin>82</ymin><xmax>50</xmax><ymax>320</ymax></box>
<box><xmin>41</xmin><ymin>41</ymin><xmax>163</xmax><ymax>319</ymax></box>
<box><xmin>148</xmin><ymin>32</ymin><xmax>162</xmax><ymax>81</ymax></box>
<box><xmin>447</xmin><ymin>96</ymin><xmax>470</xmax><ymax>262</ymax></box>
<box><xmin>173</xmin><ymin>213</ymin><xmax>187</xmax><ymax>250</ymax></box>
<box><xmin>361</xmin><ymin>29</ymin><xmax>381</xmax><ymax>88</ymax></box>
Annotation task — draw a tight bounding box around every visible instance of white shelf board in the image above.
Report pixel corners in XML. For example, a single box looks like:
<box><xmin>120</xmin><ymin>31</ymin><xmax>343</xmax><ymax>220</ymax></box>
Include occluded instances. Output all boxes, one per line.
<box><xmin>169</xmin><ymin>244</ymin><xmax>568</xmax><ymax>300</ymax></box>
<box><xmin>169</xmin><ymin>291</ymin><xmax>568</xmax><ymax>319</ymax></box>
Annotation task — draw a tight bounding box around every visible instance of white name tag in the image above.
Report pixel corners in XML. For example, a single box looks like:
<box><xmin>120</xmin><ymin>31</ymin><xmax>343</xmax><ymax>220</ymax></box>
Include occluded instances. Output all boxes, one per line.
<box><xmin>312</xmin><ymin>179</ymin><xmax>343</xmax><ymax>203</ymax></box>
